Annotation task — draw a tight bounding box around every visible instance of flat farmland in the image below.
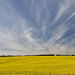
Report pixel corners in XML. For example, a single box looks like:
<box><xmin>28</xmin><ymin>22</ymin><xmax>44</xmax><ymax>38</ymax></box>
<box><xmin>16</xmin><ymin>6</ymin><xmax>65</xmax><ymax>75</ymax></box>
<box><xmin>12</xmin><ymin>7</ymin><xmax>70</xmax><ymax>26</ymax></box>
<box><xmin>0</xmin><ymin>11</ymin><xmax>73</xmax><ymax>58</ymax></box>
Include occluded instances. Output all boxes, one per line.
<box><xmin>0</xmin><ymin>56</ymin><xmax>75</xmax><ymax>75</ymax></box>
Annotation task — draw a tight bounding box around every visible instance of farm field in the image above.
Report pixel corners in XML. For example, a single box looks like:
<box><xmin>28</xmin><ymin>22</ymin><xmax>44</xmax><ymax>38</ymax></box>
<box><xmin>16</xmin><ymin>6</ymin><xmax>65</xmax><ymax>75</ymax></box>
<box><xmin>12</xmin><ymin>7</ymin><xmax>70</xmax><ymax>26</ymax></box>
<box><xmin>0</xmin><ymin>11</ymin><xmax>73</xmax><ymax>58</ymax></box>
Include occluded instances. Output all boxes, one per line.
<box><xmin>0</xmin><ymin>56</ymin><xmax>75</xmax><ymax>75</ymax></box>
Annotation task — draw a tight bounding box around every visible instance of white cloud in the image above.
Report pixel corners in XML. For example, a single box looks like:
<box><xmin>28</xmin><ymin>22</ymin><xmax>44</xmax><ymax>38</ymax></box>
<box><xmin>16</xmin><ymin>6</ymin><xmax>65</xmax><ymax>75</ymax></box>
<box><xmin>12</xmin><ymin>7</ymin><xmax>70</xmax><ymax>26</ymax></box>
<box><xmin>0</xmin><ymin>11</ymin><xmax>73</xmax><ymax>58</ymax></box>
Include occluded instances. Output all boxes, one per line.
<box><xmin>0</xmin><ymin>0</ymin><xmax>75</xmax><ymax>55</ymax></box>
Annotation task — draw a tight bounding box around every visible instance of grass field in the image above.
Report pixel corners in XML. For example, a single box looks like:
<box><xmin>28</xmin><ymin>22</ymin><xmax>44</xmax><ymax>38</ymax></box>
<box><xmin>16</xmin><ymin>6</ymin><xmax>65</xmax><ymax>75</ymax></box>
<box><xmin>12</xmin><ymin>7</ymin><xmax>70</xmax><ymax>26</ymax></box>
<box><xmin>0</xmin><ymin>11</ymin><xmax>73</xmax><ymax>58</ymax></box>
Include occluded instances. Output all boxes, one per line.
<box><xmin>0</xmin><ymin>56</ymin><xmax>75</xmax><ymax>75</ymax></box>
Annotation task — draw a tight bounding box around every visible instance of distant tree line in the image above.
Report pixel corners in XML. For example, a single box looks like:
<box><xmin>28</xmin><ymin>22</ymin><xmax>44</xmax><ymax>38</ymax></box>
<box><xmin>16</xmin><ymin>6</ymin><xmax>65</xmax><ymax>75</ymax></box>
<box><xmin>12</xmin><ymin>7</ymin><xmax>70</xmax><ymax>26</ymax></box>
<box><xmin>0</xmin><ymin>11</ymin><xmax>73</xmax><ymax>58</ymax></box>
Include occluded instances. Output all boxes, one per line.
<box><xmin>0</xmin><ymin>55</ymin><xmax>21</xmax><ymax>57</ymax></box>
<box><xmin>33</xmin><ymin>54</ymin><xmax>55</xmax><ymax>56</ymax></box>
<box><xmin>0</xmin><ymin>54</ymin><xmax>75</xmax><ymax>57</ymax></box>
<box><xmin>56</xmin><ymin>54</ymin><xmax>75</xmax><ymax>56</ymax></box>
<box><xmin>32</xmin><ymin>54</ymin><xmax>75</xmax><ymax>56</ymax></box>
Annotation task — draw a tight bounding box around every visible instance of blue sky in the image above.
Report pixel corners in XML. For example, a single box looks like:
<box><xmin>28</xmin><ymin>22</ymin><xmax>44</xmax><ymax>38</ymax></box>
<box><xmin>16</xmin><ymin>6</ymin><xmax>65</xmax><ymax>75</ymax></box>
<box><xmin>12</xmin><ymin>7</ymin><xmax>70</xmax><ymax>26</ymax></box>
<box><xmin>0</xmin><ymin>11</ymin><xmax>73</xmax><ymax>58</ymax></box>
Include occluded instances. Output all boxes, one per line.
<box><xmin>0</xmin><ymin>0</ymin><xmax>75</xmax><ymax>55</ymax></box>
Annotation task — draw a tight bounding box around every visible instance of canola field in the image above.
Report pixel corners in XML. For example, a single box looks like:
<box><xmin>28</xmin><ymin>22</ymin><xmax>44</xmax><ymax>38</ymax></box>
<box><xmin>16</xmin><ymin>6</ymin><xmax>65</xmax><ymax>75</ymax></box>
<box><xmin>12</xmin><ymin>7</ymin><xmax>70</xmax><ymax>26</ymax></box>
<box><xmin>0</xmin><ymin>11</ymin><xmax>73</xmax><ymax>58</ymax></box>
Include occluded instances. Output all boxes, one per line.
<box><xmin>0</xmin><ymin>56</ymin><xmax>75</xmax><ymax>75</ymax></box>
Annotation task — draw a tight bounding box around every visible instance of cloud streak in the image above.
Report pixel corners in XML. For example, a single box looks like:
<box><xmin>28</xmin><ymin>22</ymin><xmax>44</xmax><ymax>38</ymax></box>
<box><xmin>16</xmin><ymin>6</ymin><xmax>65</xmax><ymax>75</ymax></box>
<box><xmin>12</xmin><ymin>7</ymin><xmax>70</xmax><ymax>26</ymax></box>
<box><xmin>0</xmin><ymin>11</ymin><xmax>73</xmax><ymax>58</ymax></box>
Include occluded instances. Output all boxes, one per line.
<box><xmin>0</xmin><ymin>0</ymin><xmax>75</xmax><ymax>55</ymax></box>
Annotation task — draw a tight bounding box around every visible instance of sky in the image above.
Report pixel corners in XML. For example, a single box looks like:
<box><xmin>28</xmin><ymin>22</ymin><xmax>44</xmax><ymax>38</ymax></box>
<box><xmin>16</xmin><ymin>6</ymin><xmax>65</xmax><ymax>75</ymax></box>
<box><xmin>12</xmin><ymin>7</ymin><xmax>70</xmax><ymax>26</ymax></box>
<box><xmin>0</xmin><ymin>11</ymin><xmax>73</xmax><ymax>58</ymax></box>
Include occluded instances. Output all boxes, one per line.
<box><xmin>0</xmin><ymin>0</ymin><xmax>75</xmax><ymax>55</ymax></box>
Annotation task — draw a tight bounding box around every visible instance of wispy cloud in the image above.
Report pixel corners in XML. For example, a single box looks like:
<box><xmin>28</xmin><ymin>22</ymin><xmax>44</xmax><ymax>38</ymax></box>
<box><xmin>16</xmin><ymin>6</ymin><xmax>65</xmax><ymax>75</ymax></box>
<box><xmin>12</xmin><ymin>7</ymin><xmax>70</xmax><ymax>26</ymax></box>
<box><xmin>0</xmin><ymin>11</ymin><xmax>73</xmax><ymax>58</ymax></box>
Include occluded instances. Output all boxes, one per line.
<box><xmin>0</xmin><ymin>0</ymin><xmax>75</xmax><ymax>55</ymax></box>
